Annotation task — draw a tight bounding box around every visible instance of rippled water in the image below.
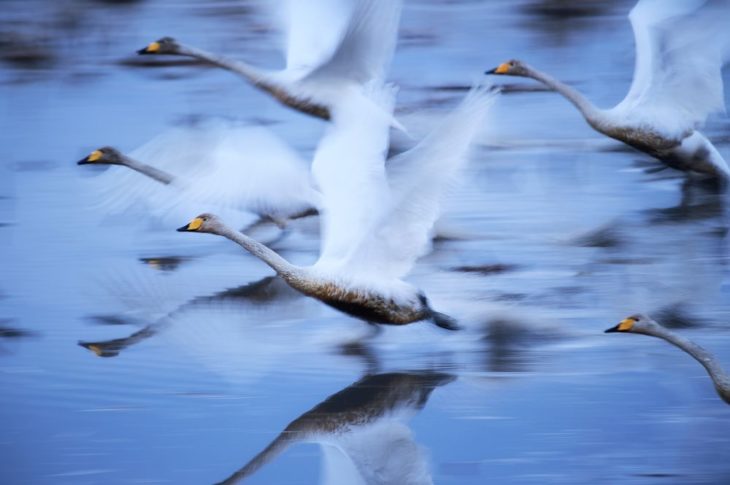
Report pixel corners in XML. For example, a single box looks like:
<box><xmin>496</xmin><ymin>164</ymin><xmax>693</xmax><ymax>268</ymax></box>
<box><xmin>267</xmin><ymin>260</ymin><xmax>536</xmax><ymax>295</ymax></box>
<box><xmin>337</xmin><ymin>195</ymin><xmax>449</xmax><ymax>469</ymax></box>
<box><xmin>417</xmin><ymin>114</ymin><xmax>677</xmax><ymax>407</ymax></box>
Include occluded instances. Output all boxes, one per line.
<box><xmin>2</xmin><ymin>1</ymin><xmax>730</xmax><ymax>484</ymax></box>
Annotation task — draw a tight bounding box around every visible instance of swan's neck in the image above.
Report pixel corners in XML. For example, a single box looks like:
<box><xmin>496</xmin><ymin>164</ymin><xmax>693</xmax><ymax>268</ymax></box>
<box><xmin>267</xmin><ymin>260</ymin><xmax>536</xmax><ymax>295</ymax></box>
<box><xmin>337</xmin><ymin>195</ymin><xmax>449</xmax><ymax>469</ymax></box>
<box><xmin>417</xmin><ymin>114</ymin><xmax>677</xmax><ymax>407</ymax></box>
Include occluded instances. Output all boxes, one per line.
<box><xmin>524</xmin><ymin>66</ymin><xmax>606</xmax><ymax>128</ymax></box>
<box><xmin>178</xmin><ymin>44</ymin><xmax>269</xmax><ymax>85</ymax></box>
<box><xmin>121</xmin><ymin>155</ymin><xmax>174</xmax><ymax>185</ymax></box>
<box><xmin>177</xmin><ymin>44</ymin><xmax>330</xmax><ymax>120</ymax></box>
<box><xmin>215</xmin><ymin>432</ymin><xmax>299</xmax><ymax>485</ymax></box>
<box><xmin>653</xmin><ymin>326</ymin><xmax>730</xmax><ymax>403</ymax></box>
<box><xmin>218</xmin><ymin>226</ymin><xmax>304</xmax><ymax>283</ymax></box>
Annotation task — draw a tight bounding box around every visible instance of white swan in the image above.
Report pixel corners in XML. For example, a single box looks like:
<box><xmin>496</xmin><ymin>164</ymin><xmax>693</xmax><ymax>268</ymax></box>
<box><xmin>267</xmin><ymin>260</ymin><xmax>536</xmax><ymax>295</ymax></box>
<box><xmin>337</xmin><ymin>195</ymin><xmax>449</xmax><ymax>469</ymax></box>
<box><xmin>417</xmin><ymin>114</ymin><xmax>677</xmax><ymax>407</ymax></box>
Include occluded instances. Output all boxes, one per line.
<box><xmin>214</xmin><ymin>371</ymin><xmax>452</xmax><ymax>484</ymax></box>
<box><xmin>177</xmin><ymin>84</ymin><xmax>498</xmax><ymax>328</ymax></box>
<box><xmin>138</xmin><ymin>0</ymin><xmax>402</xmax><ymax>123</ymax></box>
<box><xmin>606</xmin><ymin>313</ymin><xmax>730</xmax><ymax>405</ymax></box>
<box><xmin>487</xmin><ymin>0</ymin><xmax>730</xmax><ymax>180</ymax></box>
<box><xmin>78</xmin><ymin>121</ymin><xmax>321</xmax><ymax>228</ymax></box>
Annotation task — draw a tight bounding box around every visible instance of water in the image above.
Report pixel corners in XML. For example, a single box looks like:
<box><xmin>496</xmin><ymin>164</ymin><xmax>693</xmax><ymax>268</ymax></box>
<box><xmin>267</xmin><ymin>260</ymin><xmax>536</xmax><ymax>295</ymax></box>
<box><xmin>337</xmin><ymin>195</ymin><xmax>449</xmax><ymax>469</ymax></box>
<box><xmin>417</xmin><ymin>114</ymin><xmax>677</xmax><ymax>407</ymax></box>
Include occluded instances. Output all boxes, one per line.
<box><xmin>2</xmin><ymin>0</ymin><xmax>730</xmax><ymax>483</ymax></box>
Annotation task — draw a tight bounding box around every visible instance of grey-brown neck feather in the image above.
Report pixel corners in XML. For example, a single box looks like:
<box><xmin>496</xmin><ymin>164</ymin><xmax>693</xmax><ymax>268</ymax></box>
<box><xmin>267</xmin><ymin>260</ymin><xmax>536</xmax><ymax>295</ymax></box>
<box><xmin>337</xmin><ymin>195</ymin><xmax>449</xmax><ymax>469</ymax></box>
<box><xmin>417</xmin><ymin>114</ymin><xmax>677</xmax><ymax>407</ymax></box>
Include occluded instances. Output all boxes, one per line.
<box><xmin>121</xmin><ymin>154</ymin><xmax>174</xmax><ymax>185</ymax></box>
<box><xmin>176</xmin><ymin>44</ymin><xmax>330</xmax><ymax>120</ymax></box>
<box><xmin>523</xmin><ymin>65</ymin><xmax>605</xmax><ymax>129</ymax></box>
<box><xmin>652</xmin><ymin>325</ymin><xmax>730</xmax><ymax>404</ymax></box>
<box><xmin>217</xmin><ymin>225</ymin><xmax>302</xmax><ymax>282</ymax></box>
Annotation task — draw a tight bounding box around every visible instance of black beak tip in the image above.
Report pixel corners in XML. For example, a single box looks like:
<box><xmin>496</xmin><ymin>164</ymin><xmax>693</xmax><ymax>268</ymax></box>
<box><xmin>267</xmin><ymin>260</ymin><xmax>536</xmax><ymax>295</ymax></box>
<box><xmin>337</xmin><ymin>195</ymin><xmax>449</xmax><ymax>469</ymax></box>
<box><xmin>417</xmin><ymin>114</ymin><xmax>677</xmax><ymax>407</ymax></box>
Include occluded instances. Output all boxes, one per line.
<box><xmin>176</xmin><ymin>225</ymin><xmax>189</xmax><ymax>232</ymax></box>
<box><xmin>137</xmin><ymin>47</ymin><xmax>150</xmax><ymax>55</ymax></box>
<box><xmin>77</xmin><ymin>158</ymin><xmax>89</xmax><ymax>165</ymax></box>
<box><xmin>604</xmin><ymin>326</ymin><xmax>619</xmax><ymax>333</ymax></box>
<box><xmin>485</xmin><ymin>68</ymin><xmax>497</xmax><ymax>75</ymax></box>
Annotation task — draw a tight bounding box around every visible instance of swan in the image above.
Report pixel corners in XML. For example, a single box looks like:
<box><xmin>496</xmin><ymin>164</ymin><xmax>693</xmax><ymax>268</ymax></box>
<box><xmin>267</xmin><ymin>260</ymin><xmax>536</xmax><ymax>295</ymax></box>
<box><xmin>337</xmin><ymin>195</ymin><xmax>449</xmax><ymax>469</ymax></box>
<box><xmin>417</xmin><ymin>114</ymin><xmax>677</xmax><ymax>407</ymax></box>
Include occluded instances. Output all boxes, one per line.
<box><xmin>605</xmin><ymin>313</ymin><xmax>730</xmax><ymax>405</ymax></box>
<box><xmin>215</xmin><ymin>371</ymin><xmax>453</xmax><ymax>484</ymax></box>
<box><xmin>77</xmin><ymin>122</ymin><xmax>321</xmax><ymax>229</ymax></box>
<box><xmin>178</xmin><ymin>84</ymin><xmax>498</xmax><ymax>328</ymax></box>
<box><xmin>486</xmin><ymin>0</ymin><xmax>730</xmax><ymax>180</ymax></box>
<box><xmin>137</xmin><ymin>0</ymin><xmax>402</xmax><ymax>123</ymax></box>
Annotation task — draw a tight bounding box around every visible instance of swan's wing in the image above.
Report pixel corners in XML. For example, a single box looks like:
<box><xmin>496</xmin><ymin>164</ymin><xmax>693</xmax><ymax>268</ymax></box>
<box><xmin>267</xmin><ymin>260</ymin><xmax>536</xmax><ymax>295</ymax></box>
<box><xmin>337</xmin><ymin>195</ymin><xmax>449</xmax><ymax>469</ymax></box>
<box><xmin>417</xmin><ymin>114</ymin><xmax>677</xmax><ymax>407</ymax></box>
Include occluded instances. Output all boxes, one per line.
<box><xmin>88</xmin><ymin>125</ymin><xmax>218</xmax><ymax>217</ymax></box>
<box><xmin>91</xmin><ymin>121</ymin><xmax>318</xmax><ymax>221</ymax></box>
<box><xmin>618</xmin><ymin>0</ymin><xmax>730</xmax><ymax>134</ymax></box>
<box><xmin>312</xmin><ymin>83</ymin><xmax>395</xmax><ymax>269</ymax></box>
<box><xmin>332</xmin><ymin>421</ymin><xmax>433</xmax><ymax>485</ymax></box>
<box><xmin>301</xmin><ymin>0</ymin><xmax>402</xmax><ymax>85</ymax></box>
<box><xmin>276</xmin><ymin>0</ymin><xmax>354</xmax><ymax>74</ymax></box>
<box><xmin>341</xmin><ymin>87</ymin><xmax>498</xmax><ymax>280</ymax></box>
<box><xmin>161</xmin><ymin>124</ymin><xmax>320</xmax><ymax>219</ymax></box>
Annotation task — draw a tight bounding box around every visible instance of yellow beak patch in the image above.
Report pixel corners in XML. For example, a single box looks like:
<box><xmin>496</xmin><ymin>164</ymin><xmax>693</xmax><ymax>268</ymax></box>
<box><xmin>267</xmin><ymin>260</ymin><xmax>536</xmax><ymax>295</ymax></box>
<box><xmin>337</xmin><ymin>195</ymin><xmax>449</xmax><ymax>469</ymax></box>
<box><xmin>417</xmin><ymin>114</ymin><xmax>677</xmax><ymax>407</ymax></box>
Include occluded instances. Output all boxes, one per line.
<box><xmin>146</xmin><ymin>42</ymin><xmax>160</xmax><ymax>53</ymax></box>
<box><xmin>494</xmin><ymin>62</ymin><xmax>511</xmax><ymax>74</ymax></box>
<box><xmin>87</xmin><ymin>150</ymin><xmax>103</xmax><ymax>162</ymax></box>
<box><xmin>187</xmin><ymin>217</ymin><xmax>203</xmax><ymax>231</ymax></box>
<box><xmin>618</xmin><ymin>318</ymin><xmax>635</xmax><ymax>331</ymax></box>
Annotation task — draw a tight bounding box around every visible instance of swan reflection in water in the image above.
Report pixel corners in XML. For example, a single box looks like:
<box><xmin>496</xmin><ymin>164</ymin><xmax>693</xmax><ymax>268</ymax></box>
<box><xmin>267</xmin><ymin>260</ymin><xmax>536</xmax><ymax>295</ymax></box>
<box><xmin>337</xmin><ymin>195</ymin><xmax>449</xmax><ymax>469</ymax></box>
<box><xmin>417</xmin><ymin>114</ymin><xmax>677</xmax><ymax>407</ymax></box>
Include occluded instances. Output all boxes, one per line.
<box><xmin>216</xmin><ymin>371</ymin><xmax>454</xmax><ymax>485</ymax></box>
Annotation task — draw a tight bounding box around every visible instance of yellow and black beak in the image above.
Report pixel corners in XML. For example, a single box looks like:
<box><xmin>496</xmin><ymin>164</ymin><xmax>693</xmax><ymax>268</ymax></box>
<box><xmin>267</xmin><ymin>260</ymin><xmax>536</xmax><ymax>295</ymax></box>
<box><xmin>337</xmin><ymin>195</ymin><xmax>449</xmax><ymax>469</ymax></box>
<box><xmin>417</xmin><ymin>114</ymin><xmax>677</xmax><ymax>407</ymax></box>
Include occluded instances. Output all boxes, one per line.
<box><xmin>137</xmin><ymin>41</ymin><xmax>160</xmax><ymax>55</ymax></box>
<box><xmin>485</xmin><ymin>62</ymin><xmax>511</xmax><ymax>75</ymax></box>
<box><xmin>605</xmin><ymin>317</ymin><xmax>635</xmax><ymax>333</ymax></box>
<box><xmin>77</xmin><ymin>149</ymin><xmax>103</xmax><ymax>165</ymax></box>
<box><xmin>177</xmin><ymin>217</ymin><xmax>203</xmax><ymax>232</ymax></box>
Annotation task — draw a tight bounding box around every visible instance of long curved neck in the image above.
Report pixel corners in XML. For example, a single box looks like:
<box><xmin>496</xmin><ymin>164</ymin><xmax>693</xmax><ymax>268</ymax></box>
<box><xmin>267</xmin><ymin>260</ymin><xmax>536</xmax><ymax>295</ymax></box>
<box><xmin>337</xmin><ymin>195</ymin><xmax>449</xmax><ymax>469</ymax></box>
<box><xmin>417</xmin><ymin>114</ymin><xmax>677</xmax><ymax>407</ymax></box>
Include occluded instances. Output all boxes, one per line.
<box><xmin>523</xmin><ymin>65</ymin><xmax>605</xmax><ymax>127</ymax></box>
<box><xmin>177</xmin><ymin>44</ymin><xmax>273</xmax><ymax>89</ymax></box>
<box><xmin>120</xmin><ymin>155</ymin><xmax>174</xmax><ymax>185</ymax></box>
<box><xmin>175</xmin><ymin>44</ymin><xmax>330</xmax><ymax>120</ymax></box>
<box><xmin>217</xmin><ymin>226</ymin><xmax>303</xmax><ymax>282</ymax></box>
<box><xmin>652</xmin><ymin>326</ymin><xmax>730</xmax><ymax>403</ymax></box>
<box><xmin>215</xmin><ymin>432</ymin><xmax>298</xmax><ymax>485</ymax></box>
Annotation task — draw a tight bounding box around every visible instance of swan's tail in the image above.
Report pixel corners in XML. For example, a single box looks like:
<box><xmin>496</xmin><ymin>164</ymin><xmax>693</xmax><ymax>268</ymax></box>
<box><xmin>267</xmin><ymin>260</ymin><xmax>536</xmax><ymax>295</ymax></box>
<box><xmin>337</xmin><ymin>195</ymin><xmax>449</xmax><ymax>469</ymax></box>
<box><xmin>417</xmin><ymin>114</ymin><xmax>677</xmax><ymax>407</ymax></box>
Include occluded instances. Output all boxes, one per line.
<box><xmin>431</xmin><ymin>311</ymin><xmax>461</xmax><ymax>331</ymax></box>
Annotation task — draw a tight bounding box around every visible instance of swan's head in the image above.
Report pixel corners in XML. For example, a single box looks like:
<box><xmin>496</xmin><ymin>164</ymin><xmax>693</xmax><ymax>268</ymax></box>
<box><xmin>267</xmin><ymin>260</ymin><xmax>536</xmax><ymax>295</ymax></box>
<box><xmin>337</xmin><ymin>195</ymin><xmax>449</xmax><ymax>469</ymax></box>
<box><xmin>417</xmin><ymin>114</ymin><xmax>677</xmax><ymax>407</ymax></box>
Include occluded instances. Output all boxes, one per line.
<box><xmin>177</xmin><ymin>213</ymin><xmax>224</xmax><ymax>234</ymax></box>
<box><xmin>605</xmin><ymin>314</ymin><xmax>659</xmax><ymax>335</ymax></box>
<box><xmin>137</xmin><ymin>37</ymin><xmax>181</xmax><ymax>55</ymax></box>
<box><xmin>485</xmin><ymin>59</ymin><xmax>529</xmax><ymax>77</ymax></box>
<box><xmin>77</xmin><ymin>146</ymin><xmax>124</xmax><ymax>166</ymax></box>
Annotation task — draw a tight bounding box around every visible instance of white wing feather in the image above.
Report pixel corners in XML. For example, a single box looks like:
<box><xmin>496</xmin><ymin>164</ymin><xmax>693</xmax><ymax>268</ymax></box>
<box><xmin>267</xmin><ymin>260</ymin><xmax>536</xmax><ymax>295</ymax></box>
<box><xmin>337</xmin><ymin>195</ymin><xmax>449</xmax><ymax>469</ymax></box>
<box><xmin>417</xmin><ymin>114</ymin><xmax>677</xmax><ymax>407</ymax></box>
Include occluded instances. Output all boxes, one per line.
<box><xmin>617</xmin><ymin>0</ymin><xmax>730</xmax><ymax>135</ymax></box>
<box><xmin>312</xmin><ymin>84</ymin><xmax>396</xmax><ymax>269</ymax></box>
<box><xmin>277</xmin><ymin>0</ymin><xmax>354</xmax><ymax>74</ymax></box>
<box><xmin>90</xmin><ymin>121</ymin><xmax>319</xmax><ymax>222</ymax></box>
<box><xmin>342</xmin><ymin>86</ymin><xmax>498</xmax><ymax>280</ymax></box>
<box><xmin>302</xmin><ymin>0</ymin><xmax>403</xmax><ymax>85</ymax></box>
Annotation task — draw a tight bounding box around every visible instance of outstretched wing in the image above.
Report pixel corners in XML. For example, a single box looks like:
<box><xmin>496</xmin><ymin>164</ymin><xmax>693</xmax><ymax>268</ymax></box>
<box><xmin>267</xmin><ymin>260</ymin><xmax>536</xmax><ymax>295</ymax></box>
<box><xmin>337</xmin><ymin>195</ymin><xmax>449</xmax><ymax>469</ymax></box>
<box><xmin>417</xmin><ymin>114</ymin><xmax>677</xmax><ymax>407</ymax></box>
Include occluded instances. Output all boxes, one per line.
<box><xmin>312</xmin><ymin>83</ymin><xmax>396</xmax><ymax>271</ymax></box>
<box><xmin>90</xmin><ymin>120</ymin><xmax>319</xmax><ymax>222</ymax></box>
<box><xmin>341</xmin><ymin>86</ymin><xmax>498</xmax><ymax>280</ymax></box>
<box><xmin>302</xmin><ymin>0</ymin><xmax>403</xmax><ymax>85</ymax></box>
<box><xmin>276</xmin><ymin>0</ymin><xmax>354</xmax><ymax>74</ymax></box>
<box><xmin>617</xmin><ymin>0</ymin><xmax>730</xmax><ymax>136</ymax></box>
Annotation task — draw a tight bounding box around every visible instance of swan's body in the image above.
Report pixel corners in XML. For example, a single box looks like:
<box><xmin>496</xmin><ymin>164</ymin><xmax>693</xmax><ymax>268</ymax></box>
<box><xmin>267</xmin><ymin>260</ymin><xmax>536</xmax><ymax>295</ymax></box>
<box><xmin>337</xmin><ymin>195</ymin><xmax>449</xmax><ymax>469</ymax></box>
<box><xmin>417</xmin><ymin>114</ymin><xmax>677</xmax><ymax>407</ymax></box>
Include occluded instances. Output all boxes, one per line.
<box><xmin>78</xmin><ymin>122</ymin><xmax>320</xmax><ymax>228</ymax></box>
<box><xmin>138</xmin><ymin>0</ymin><xmax>402</xmax><ymax>123</ymax></box>
<box><xmin>487</xmin><ymin>0</ymin><xmax>730</xmax><ymax>180</ymax></box>
<box><xmin>606</xmin><ymin>313</ymin><xmax>730</xmax><ymax>405</ymax></box>
<box><xmin>178</xmin><ymin>85</ymin><xmax>497</xmax><ymax>327</ymax></box>
<box><xmin>216</xmin><ymin>371</ymin><xmax>453</xmax><ymax>484</ymax></box>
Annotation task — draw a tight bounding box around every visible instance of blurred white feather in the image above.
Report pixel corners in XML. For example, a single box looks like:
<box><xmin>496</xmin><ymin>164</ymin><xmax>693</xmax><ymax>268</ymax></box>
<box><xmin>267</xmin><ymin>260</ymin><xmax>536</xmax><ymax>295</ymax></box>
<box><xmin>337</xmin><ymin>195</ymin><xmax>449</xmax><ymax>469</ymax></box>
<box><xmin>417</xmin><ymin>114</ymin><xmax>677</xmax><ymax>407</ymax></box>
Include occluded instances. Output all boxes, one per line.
<box><xmin>614</xmin><ymin>0</ymin><xmax>730</xmax><ymax>136</ymax></box>
<box><xmin>313</xmin><ymin>84</ymin><xmax>498</xmax><ymax>285</ymax></box>
<box><xmin>86</xmin><ymin>120</ymin><xmax>321</xmax><ymax>228</ymax></box>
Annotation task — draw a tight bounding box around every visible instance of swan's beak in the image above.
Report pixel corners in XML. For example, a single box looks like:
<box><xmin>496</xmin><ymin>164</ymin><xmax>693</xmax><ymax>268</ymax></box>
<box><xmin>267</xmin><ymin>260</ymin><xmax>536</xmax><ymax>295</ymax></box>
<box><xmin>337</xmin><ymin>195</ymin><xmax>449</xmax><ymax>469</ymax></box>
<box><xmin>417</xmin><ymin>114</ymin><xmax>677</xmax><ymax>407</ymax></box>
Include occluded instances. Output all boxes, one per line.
<box><xmin>77</xmin><ymin>150</ymin><xmax>102</xmax><ymax>165</ymax></box>
<box><xmin>137</xmin><ymin>41</ymin><xmax>160</xmax><ymax>55</ymax></box>
<box><xmin>78</xmin><ymin>341</ymin><xmax>118</xmax><ymax>358</ymax></box>
<box><xmin>177</xmin><ymin>217</ymin><xmax>203</xmax><ymax>232</ymax></box>
<box><xmin>485</xmin><ymin>63</ymin><xmax>510</xmax><ymax>75</ymax></box>
<box><xmin>605</xmin><ymin>318</ymin><xmax>635</xmax><ymax>333</ymax></box>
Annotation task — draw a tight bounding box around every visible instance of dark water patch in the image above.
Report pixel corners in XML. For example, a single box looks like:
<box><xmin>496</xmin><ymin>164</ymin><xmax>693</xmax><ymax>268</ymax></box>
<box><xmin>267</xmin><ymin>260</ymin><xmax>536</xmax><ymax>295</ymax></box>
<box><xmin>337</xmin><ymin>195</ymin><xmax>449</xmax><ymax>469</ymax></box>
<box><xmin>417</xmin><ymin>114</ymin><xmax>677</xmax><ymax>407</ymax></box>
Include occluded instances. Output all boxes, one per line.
<box><xmin>652</xmin><ymin>303</ymin><xmax>703</xmax><ymax>329</ymax></box>
<box><xmin>0</xmin><ymin>321</ymin><xmax>37</xmax><ymax>339</ymax></box>
<box><xmin>117</xmin><ymin>56</ymin><xmax>208</xmax><ymax>69</ymax></box>
<box><xmin>11</xmin><ymin>160</ymin><xmax>59</xmax><ymax>172</ymax></box>
<box><xmin>138</xmin><ymin>256</ymin><xmax>189</xmax><ymax>272</ymax></box>
<box><xmin>571</xmin><ymin>224</ymin><xmax>624</xmax><ymax>248</ymax></box>
<box><xmin>0</xmin><ymin>31</ymin><xmax>57</xmax><ymax>69</ymax></box>
<box><xmin>595</xmin><ymin>257</ymin><xmax>655</xmax><ymax>265</ymax></box>
<box><xmin>452</xmin><ymin>263</ymin><xmax>518</xmax><ymax>275</ymax></box>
